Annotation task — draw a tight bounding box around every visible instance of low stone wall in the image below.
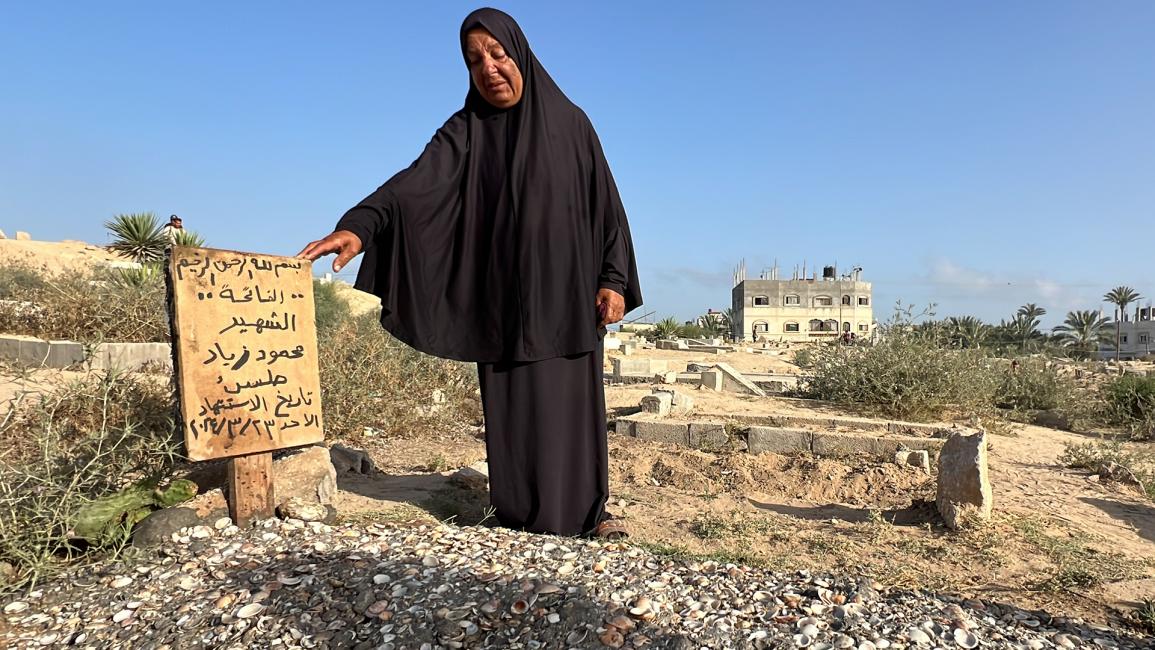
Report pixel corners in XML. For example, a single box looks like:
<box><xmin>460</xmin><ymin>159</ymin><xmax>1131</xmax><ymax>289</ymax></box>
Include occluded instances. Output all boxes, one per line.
<box><xmin>0</xmin><ymin>334</ymin><xmax>172</xmax><ymax>371</ymax></box>
<box><xmin>613</xmin><ymin>413</ymin><xmax>960</xmax><ymax>460</ymax></box>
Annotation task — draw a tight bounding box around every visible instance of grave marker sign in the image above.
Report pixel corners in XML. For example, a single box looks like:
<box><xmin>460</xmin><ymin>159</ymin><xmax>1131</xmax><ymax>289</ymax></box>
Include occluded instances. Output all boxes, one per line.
<box><xmin>168</xmin><ymin>246</ymin><xmax>325</xmax><ymax>462</ymax></box>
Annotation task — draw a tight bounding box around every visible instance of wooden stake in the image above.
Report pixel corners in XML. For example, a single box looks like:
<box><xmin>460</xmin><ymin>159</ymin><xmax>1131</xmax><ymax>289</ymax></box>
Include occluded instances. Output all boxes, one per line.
<box><xmin>228</xmin><ymin>452</ymin><xmax>275</xmax><ymax>526</ymax></box>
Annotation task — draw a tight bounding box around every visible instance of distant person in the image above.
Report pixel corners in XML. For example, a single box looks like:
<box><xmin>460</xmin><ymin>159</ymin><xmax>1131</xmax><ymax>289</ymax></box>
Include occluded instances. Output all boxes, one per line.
<box><xmin>298</xmin><ymin>8</ymin><xmax>642</xmax><ymax>539</ymax></box>
<box><xmin>163</xmin><ymin>215</ymin><xmax>183</xmax><ymax>244</ymax></box>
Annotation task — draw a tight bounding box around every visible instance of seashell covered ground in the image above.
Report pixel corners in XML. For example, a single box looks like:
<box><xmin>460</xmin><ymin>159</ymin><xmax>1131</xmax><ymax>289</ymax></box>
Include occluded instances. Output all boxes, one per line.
<box><xmin>2</xmin><ymin>517</ymin><xmax>1150</xmax><ymax>649</ymax></box>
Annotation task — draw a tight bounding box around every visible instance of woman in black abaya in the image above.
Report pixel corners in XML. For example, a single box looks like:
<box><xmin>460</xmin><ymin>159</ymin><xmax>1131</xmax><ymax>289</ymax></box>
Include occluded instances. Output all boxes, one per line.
<box><xmin>298</xmin><ymin>8</ymin><xmax>641</xmax><ymax>538</ymax></box>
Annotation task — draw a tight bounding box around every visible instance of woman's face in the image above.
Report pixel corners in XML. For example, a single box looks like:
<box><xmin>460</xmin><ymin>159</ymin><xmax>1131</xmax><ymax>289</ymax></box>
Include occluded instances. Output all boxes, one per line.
<box><xmin>465</xmin><ymin>28</ymin><xmax>523</xmax><ymax>109</ymax></box>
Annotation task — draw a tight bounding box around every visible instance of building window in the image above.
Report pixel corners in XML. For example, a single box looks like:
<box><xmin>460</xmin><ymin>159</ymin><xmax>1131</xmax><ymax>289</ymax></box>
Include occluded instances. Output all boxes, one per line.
<box><xmin>808</xmin><ymin>319</ymin><xmax>822</xmax><ymax>331</ymax></box>
<box><xmin>1141</xmin><ymin>333</ymin><xmax>1150</xmax><ymax>344</ymax></box>
<box><xmin>858</xmin><ymin>296</ymin><xmax>869</xmax><ymax>306</ymax></box>
<box><xmin>814</xmin><ymin>296</ymin><xmax>833</xmax><ymax>307</ymax></box>
<box><xmin>753</xmin><ymin>295</ymin><xmax>769</xmax><ymax>306</ymax></box>
<box><xmin>1122</xmin><ymin>335</ymin><xmax>1128</xmax><ymax>344</ymax></box>
<box><xmin>784</xmin><ymin>295</ymin><xmax>800</xmax><ymax>306</ymax></box>
<box><xmin>858</xmin><ymin>322</ymin><xmax>869</xmax><ymax>332</ymax></box>
<box><xmin>843</xmin><ymin>322</ymin><xmax>851</xmax><ymax>332</ymax></box>
<box><xmin>824</xmin><ymin>319</ymin><xmax>838</xmax><ymax>332</ymax></box>
<box><xmin>841</xmin><ymin>295</ymin><xmax>852</xmax><ymax>306</ymax></box>
<box><xmin>753</xmin><ymin>321</ymin><xmax>769</xmax><ymax>333</ymax></box>
<box><xmin>784</xmin><ymin>322</ymin><xmax>800</xmax><ymax>333</ymax></box>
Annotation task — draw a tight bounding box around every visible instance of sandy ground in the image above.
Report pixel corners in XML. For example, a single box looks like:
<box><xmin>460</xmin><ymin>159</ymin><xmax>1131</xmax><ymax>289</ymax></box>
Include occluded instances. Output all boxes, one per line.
<box><xmin>0</xmin><ymin>238</ymin><xmax>132</xmax><ymax>275</ymax></box>
<box><xmin>3</xmin><ymin>239</ymin><xmax>1154</xmax><ymax>629</ymax></box>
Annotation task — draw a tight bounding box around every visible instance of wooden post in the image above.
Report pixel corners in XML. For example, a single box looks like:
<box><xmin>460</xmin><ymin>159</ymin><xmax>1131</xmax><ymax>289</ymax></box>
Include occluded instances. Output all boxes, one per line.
<box><xmin>228</xmin><ymin>452</ymin><xmax>275</xmax><ymax>526</ymax></box>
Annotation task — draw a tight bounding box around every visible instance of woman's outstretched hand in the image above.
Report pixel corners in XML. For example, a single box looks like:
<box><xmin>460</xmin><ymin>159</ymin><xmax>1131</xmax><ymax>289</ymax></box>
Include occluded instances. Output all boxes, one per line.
<box><xmin>296</xmin><ymin>230</ymin><xmax>363</xmax><ymax>273</ymax></box>
<box><xmin>596</xmin><ymin>288</ymin><xmax>625</xmax><ymax>327</ymax></box>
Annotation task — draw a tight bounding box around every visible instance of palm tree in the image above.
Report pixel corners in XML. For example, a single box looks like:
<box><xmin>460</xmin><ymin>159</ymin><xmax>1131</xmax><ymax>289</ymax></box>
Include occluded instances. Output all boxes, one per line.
<box><xmin>696</xmin><ymin>314</ymin><xmax>725</xmax><ymax>338</ymax></box>
<box><xmin>723</xmin><ymin>307</ymin><xmax>739</xmax><ymax>340</ymax></box>
<box><xmin>1010</xmin><ymin>303</ymin><xmax>1047</xmax><ymax>351</ymax></box>
<box><xmin>1103</xmin><ymin>286</ymin><xmax>1143</xmax><ymax>362</ymax></box>
<box><xmin>1053</xmin><ymin>310</ymin><xmax>1112</xmax><ymax>359</ymax></box>
<box><xmin>652</xmin><ymin>316</ymin><xmax>682</xmax><ymax>340</ymax></box>
<box><xmin>105</xmin><ymin>212</ymin><xmax>167</xmax><ymax>263</ymax></box>
<box><xmin>946</xmin><ymin>316</ymin><xmax>989</xmax><ymax>349</ymax></box>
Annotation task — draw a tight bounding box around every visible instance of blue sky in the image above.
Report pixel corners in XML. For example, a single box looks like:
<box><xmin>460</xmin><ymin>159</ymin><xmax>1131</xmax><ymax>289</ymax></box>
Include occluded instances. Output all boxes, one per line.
<box><xmin>2</xmin><ymin>2</ymin><xmax>1153</xmax><ymax>328</ymax></box>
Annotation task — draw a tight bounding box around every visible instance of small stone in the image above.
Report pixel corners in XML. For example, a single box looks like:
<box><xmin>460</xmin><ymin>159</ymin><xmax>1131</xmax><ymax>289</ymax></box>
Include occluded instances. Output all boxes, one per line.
<box><xmin>3</xmin><ymin>601</ymin><xmax>28</xmax><ymax>614</ymax></box>
<box><xmin>111</xmin><ymin>577</ymin><xmax>133</xmax><ymax>589</ymax></box>
<box><xmin>277</xmin><ymin>497</ymin><xmax>328</xmax><ymax>523</ymax></box>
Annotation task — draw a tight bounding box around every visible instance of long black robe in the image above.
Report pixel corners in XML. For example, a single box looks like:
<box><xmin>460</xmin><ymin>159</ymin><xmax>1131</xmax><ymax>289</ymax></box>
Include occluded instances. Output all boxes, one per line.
<box><xmin>334</xmin><ymin>8</ymin><xmax>641</xmax><ymax>536</ymax></box>
<box><xmin>335</xmin><ymin>8</ymin><xmax>641</xmax><ymax>364</ymax></box>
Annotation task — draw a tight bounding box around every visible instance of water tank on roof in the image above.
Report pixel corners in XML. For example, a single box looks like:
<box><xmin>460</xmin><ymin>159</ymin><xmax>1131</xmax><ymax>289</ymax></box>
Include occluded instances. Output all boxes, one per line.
<box><xmin>822</xmin><ymin>266</ymin><xmax>835</xmax><ymax>280</ymax></box>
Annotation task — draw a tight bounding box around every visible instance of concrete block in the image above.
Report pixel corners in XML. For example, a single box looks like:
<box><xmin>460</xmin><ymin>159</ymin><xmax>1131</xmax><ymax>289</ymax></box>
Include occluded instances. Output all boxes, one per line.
<box><xmin>93</xmin><ymin>342</ymin><xmax>173</xmax><ymax>371</ymax></box>
<box><xmin>0</xmin><ymin>229</ymin><xmax>6</xmax><ymax>239</ymax></box>
<box><xmin>604</xmin><ymin>337</ymin><xmax>622</xmax><ymax>351</ymax></box>
<box><xmin>689</xmin><ymin>422</ymin><xmax>728</xmax><ymax>450</ymax></box>
<box><xmin>747</xmin><ymin>427</ymin><xmax>812</xmax><ymax>454</ymax></box>
<box><xmin>0</xmin><ymin>336</ymin><xmax>50</xmax><ymax>366</ymax></box>
<box><xmin>612</xmin><ymin>357</ymin><xmax>668</xmax><ymax>378</ymax></box>
<box><xmin>712</xmin><ymin>362</ymin><xmax>766</xmax><ymax>397</ymax></box>
<box><xmin>15</xmin><ymin>231</ymin><xmax>30</xmax><ymax>241</ymax></box>
<box><xmin>613</xmin><ymin>419</ymin><xmax>636</xmax><ymax>436</ymax></box>
<box><xmin>811</xmin><ymin>432</ymin><xmax>895</xmax><ymax>458</ymax></box>
<box><xmin>656</xmin><ymin>340</ymin><xmax>690</xmax><ymax>351</ymax></box>
<box><xmin>621</xmin><ymin>344</ymin><xmax>634</xmax><ymax>356</ymax></box>
<box><xmin>46</xmin><ymin>340</ymin><xmax>85</xmax><ymax>367</ymax></box>
<box><xmin>700</xmin><ymin>370</ymin><xmax>723</xmax><ymax>391</ymax></box>
<box><xmin>654</xmin><ymin>371</ymin><xmax>678</xmax><ymax>384</ymax></box>
<box><xmin>640</xmin><ymin>392</ymin><xmax>673</xmax><ymax>416</ymax></box>
<box><xmin>895</xmin><ymin>450</ymin><xmax>931</xmax><ymax>472</ymax></box>
<box><xmin>653</xmin><ymin>388</ymin><xmax>694</xmax><ymax>413</ymax></box>
<box><xmin>632</xmin><ymin>419</ymin><xmax>689</xmax><ymax>446</ymax></box>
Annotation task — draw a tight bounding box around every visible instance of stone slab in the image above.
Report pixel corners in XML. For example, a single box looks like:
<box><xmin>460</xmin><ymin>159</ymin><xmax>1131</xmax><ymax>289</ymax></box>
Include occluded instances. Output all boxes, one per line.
<box><xmin>0</xmin><ymin>335</ymin><xmax>49</xmax><ymax>366</ymax></box>
<box><xmin>936</xmin><ymin>432</ymin><xmax>992</xmax><ymax>530</ymax></box>
<box><xmin>688</xmin><ymin>422</ymin><xmax>728</xmax><ymax>450</ymax></box>
<box><xmin>747</xmin><ymin>427</ymin><xmax>813</xmax><ymax>454</ymax></box>
<box><xmin>15</xmin><ymin>231</ymin><xmax>30</xmax><ymax>241</ymax></box>
<box><xmin>812</xmin><ymin>432</ymin><xmax>943</xmax><ymax>458</ymax></box>
<box><xmin>712</xmin><ymin>362</ymin><xmax>766</xmax><ymax>397</ymax></box>
<box><xmin>699</xmin><ymin>370</ymin><xmax>723</xmax><ymax>391</ymax></box>
<box><xmin>617</xmin><ymin>416</ymin><xmax>689</xmax><ymax>445</ymax></box>
<box><xmin>640</xmin><ymin>392</ymin><xmax>672</xmax><ymax>416</ymax></box>
<box><xmin>92</xmin><ymin>342</ymin><xmax>173</xmax><ymax>371</ymax></box>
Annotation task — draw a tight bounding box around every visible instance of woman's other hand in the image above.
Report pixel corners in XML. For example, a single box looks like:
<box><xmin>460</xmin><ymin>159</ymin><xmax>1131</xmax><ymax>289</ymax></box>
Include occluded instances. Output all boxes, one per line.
<box><xmin>296</xmin><ymin>230</ymin><xmax>363</xmax><ymax>273</ymax></box>
<box><xmin>596</xmin><ymin>288</ymin><xmax>625</xmax><ymax>327</ymax></box>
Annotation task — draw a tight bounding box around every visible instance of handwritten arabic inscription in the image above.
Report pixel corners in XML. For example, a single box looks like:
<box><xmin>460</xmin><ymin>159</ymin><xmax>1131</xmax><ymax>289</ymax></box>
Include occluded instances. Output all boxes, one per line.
<box><xmin>169</xmin><ymin>246</ymin><xmax>324</xmax><ymax>461</ymax></box>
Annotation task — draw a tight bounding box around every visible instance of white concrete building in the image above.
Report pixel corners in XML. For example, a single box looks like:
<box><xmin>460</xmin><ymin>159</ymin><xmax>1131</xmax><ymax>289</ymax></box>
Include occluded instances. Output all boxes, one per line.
<box><xmin>1098</xmin><ymin>305</ymin><xmax>1155</xmax><ymax>360</ymax></box>
<box><xmin>731</xmin><ymin>262</ymin><xmax>875</xmax><ymax>343</ymax></box>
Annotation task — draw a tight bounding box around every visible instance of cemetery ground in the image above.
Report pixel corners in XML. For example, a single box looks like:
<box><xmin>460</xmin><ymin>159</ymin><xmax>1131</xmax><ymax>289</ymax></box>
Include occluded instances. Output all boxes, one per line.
<box><xmin>3</xmin><ymin>238</ymin><xmax>1155</xmax><ymax>646</ymax></box>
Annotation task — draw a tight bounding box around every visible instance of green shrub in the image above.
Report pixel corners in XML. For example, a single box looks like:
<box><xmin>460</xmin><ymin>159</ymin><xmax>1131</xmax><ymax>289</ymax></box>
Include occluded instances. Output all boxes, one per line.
<box><xmin>313</xmin><ymin>279</ymin><xmax>351</xmax><ymax>333</ymax></box>
<box><xmin>1103</xmin><ymin>374</ymin><xmax>1155</xmax><ymax>439</ymax></box>
<box><xmin>793</xmin><ymin>348</ymin><xmax>815</xmax><ymax>370</ymax></box>
<box><xmin>317</xmin><ymin>312</ymin><xmax>480</xmax><ymax>441</ymax></box>
<box><xmin>0</xmin><ymin>370</ymin><xmax>180</xmax><ymax>589</ymax></box>
<box><xmin>994</xmin><ymin>360</ymin><xmax>1071</xmax><ymax>411</ymax></box>
<box><xmin>798</xmin><ymin>329</ymin><xmax>999</xmax><ymax>421</ymax></box>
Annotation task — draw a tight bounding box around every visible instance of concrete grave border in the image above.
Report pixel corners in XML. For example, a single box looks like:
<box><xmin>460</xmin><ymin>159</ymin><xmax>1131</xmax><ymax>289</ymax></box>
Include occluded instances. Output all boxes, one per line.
<box><xmin>613</xmin><ymin>412</ymin><xmax>969</xmax><ymax>461</ymax></box>
<box><xmin>0</xmin><ymin>334</ymin><xmax>172</xmax><ymax>371</ymax></box>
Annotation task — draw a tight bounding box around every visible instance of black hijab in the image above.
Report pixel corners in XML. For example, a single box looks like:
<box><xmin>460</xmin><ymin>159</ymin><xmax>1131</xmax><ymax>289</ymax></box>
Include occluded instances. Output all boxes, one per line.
<box><xmin>336</xmin><ymin>7</ymin><xmax>641</xmax><ymax>363</ymax></box>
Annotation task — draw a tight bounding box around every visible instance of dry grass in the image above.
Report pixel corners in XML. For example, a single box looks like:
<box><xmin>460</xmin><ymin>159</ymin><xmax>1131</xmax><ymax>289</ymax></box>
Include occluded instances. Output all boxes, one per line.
<box><xmin>0</xmin><ymin>262</ymin><xmax>168</xmax><ymax>344</ymax></box>
<box><xmin>0</xmin><ymin>370</ymin><xmax>180</xmax><ymax>591</ymax></box>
